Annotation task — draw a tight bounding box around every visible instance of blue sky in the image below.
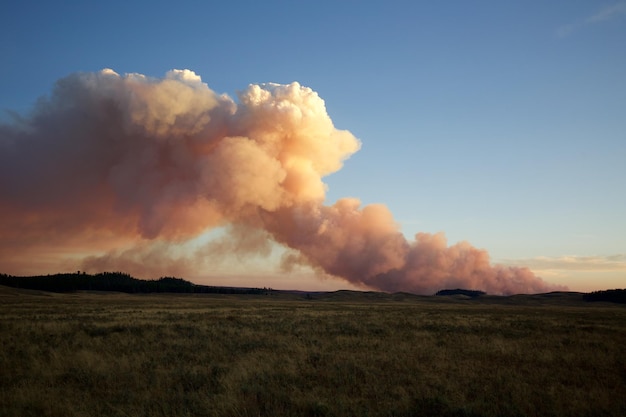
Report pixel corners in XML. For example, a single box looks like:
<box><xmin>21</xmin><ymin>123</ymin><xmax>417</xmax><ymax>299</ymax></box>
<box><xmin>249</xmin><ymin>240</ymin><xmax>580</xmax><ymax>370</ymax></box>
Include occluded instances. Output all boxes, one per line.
<box><xmin>1</xmin><ymin>1</ymin><xmax>625</xmax><ymax>291</ymax></box>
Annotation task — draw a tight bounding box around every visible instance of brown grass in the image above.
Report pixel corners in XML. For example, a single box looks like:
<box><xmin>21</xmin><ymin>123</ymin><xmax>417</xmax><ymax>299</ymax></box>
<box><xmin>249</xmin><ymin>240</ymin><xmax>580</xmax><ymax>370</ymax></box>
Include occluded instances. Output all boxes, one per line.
<box><xmin>1</xmin><ymin>289</ymin><xmax>625</xmax><ymax>416</ymax></box>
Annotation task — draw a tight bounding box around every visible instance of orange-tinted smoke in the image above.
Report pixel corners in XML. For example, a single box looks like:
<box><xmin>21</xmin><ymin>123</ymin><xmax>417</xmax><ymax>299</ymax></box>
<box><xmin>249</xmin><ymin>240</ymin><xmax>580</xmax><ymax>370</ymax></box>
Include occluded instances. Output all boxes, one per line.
<box><xmin>0</xmin><ymin>69</ymin><xmax>565</xmax><ymax>294</ymax></box>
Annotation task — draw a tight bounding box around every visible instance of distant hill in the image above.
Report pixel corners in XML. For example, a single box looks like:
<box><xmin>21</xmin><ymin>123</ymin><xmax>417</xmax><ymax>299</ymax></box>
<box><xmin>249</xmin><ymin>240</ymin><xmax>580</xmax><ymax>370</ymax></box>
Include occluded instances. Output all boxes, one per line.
<box><xmin>583</xmin><ymin>289</ymin><xmax>626</xmax><ymax>304</ymax></box>
<box><xmin>0</xmin><ymin>272</ymin><xmax>267</xmax><ymax>295</ymax></box>
<box><xmin>2</xmin><ymin>272</ymin><xmax>618</xmax><ymax>306</ymax></box>
<box><xmin>435</xmin><ymin>289</ymin><xmax>486</xmax><ymax>298</ymax></box>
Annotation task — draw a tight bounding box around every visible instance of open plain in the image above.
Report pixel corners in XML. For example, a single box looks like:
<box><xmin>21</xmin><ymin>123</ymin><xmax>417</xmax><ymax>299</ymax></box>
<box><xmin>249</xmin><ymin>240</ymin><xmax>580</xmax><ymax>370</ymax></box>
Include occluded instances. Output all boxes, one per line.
<box><xmin>1</xmin><ymin>286</ymin><xmax>625</xmax><ymax>417</ymax></box>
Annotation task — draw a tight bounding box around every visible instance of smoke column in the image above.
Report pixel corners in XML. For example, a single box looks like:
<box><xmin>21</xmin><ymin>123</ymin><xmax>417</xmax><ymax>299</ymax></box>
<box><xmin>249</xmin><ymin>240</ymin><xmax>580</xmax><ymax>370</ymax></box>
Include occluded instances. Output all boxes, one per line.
<box><xmin>0</xmin><ymin>69</ymin><xmax>565</xmax><ymax>294</ymax></box>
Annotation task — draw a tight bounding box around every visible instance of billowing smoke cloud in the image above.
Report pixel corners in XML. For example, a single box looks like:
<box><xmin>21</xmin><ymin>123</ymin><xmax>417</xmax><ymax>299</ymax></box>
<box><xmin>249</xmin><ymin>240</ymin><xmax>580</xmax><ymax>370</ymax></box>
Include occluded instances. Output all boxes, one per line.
<box><xmin>0</xmin><ymin>69</ymin><xmax>565</xmax><ymax>294</ymax></box>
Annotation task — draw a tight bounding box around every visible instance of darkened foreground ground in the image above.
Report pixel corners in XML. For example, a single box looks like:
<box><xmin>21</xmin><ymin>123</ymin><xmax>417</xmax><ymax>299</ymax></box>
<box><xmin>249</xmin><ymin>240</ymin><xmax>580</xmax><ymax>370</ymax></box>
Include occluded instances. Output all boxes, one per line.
<box><xmin>1</xmin><ymin>286</ymin><xmax>625</xmax><ymax>417</ymax></box>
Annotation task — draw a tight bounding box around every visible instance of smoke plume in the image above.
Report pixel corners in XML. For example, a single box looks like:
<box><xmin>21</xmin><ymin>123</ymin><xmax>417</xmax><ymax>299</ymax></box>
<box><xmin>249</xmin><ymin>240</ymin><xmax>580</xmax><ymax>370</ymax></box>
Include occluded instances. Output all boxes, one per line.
<box><xmin>0</xmin><ymin>69</ymin><xmax>565</xmax><ymax>294</ymax></box>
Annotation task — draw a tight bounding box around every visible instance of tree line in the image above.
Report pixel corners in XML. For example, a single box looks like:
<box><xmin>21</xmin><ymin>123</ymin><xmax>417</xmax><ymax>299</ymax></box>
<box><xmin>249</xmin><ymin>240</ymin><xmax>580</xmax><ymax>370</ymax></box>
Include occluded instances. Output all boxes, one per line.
<box><xmin>0</xmin><ymin>272</ymin><xmax>268</xmax><ymax>295</ymax></box>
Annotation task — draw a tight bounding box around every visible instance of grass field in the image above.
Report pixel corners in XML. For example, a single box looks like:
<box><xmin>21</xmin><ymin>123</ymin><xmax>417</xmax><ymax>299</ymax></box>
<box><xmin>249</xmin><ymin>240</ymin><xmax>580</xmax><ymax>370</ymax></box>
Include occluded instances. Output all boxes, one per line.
<box><xmin>1</xmin><ymin>287</ymin><xmax>625</xmax><ymax>417</ymax></box>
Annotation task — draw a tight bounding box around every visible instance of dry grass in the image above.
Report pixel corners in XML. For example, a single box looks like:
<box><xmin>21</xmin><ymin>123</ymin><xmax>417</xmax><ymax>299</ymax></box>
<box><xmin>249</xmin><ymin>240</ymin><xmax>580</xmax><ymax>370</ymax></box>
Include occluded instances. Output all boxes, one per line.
<box><xmin>1</xmin><ymin>289</ymin><xmax>625</xmax><ymax>416</ymax></box>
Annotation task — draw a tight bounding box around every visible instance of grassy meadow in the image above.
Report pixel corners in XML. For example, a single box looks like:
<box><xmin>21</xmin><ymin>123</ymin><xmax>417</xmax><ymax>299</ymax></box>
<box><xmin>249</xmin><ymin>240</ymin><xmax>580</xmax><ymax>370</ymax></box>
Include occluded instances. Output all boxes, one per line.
<box><xmin>1</xmin><ymin>287</ymin><xmax>625</xmax><ymax>417</ymax></box>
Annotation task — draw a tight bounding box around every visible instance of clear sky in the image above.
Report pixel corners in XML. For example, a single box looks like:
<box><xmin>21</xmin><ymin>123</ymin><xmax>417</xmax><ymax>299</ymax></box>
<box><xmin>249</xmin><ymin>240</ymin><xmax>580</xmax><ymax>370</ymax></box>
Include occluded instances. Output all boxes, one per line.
<box><xmin>1</xmin><ymin>1</ymin><xmax>624</xmax><ymax>292</ymax></box>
